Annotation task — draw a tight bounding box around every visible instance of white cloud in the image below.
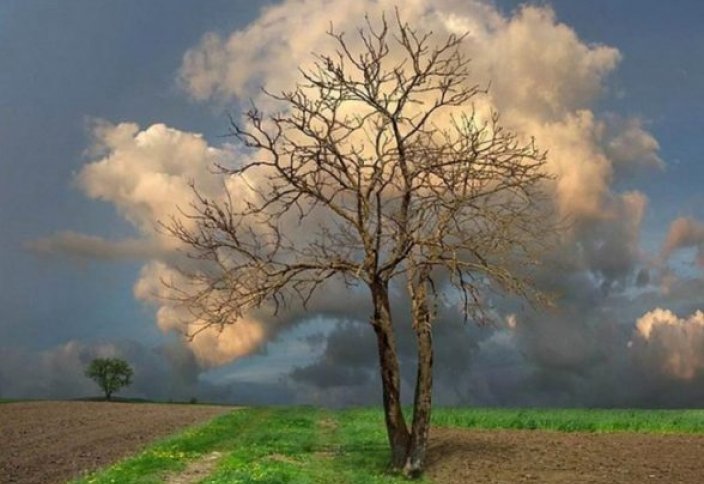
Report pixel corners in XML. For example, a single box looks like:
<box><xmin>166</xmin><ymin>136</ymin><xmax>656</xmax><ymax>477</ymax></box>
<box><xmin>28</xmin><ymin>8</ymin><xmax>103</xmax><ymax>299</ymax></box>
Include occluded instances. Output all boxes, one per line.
<box><xmin>633</xmin><ymin>308</ymin><xmax>704</xmax><ymax>379</ymax></box>
<box><xmin>133</xmin><ymin>261</ymin><xmax>272</xmax><ymax>367</ymax></box>
<box><xmin>77</xmin><ymin>121</ymin><xmax>230</xmax><ymax>236</ymax></box>
<box><xmin>471</xmin><ymin>6</ymin><xmax>621</xmax><ymax>121</ymax></box>
<box><xmin>66</xmin><ymin>122</ymin><xmax>272</xmax><ymax>367</ymax></box>
<box><xmin>179</xmin><ymin>0</ymin><xmax>658</xmax><ymax>223</ymax></box>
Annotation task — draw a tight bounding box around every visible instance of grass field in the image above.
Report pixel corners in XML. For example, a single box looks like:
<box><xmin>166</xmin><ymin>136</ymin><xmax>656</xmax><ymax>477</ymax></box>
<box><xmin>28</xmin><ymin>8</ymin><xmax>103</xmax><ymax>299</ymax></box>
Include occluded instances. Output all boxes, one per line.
<box><xmin>75</xmin><ymin>406</ymin><xmax>704</xmax><ymax>483</ymax></box>
<box><xmin>432</xmin><ymin>407</ymin><xmax>704</xmax><ymax>433</ymax></box>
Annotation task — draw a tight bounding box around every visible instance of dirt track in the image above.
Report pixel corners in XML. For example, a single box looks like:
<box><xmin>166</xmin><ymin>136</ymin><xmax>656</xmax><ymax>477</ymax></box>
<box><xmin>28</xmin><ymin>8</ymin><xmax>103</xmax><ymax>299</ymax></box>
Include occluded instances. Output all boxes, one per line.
<box><xmin>426</xmin><ymin>427</ymin><xmax>704</xmax><ymax>483</ymax></box>
<box><xmin>0</xmin><ymin>401</ymin><xmax>233</xmax><ymax>484</ymax></box>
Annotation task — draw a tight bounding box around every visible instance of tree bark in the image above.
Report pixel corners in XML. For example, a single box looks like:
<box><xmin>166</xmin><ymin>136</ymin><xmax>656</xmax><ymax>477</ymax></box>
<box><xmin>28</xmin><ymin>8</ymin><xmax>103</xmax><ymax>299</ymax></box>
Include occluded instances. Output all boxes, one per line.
<box><xmin>370</xmin><ymin>280</ymin><xmax>410</xmax><ymax>469</ymax></box>
<box><xmin>404</xmin><ymin>278</ymin><xmax>434</xmax><ymax>478</ymax></box>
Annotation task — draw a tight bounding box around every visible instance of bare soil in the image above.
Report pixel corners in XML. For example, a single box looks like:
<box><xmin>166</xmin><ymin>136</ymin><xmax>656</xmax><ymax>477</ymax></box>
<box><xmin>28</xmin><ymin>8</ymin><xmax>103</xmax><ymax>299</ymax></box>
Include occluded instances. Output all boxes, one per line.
<box><xmin>0</xmin><ymin>401</ymin><xmax>233</xmax><ymax>484</ymax></box>
<box><xmin>426</xmin><ymin>427</ymin><xmax>704</xmax><ymax>483</ymax></box>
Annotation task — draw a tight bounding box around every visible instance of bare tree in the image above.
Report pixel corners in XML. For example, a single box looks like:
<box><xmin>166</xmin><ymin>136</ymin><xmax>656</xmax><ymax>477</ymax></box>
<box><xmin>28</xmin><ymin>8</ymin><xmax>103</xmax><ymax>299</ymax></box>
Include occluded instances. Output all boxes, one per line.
<box><xmin>166</xmin><ymin>13</ymin><xmax>553</xmax><ymax>477</ymax></box>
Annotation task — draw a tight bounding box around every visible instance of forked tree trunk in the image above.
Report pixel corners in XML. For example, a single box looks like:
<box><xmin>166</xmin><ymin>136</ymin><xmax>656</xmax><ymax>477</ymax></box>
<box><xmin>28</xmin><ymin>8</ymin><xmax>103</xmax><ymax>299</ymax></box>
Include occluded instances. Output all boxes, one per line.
<box><xmin>370</xmin><ymin>280</ymin><xmax>410</xmax><ymax>469</ymax></box>
<box><xmin>403</xmin><ymin>277</ymin><xmax>434</xmax><ymax>478</ymax></box>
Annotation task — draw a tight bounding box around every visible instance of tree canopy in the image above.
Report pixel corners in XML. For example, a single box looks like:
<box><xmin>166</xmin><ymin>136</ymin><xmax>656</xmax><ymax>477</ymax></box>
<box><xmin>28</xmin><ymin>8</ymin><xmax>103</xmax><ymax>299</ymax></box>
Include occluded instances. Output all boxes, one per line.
<box><xmin>85</xmin><ymin>357</ymin><xmax>133</xmax><ymax>401</ymax></box>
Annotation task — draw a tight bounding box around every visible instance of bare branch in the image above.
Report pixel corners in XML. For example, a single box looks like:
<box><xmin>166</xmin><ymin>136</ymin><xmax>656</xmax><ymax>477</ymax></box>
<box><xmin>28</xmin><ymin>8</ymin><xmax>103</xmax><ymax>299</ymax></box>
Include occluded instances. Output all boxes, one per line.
<box><xmin>164</xmin><ymin>11</ymin><xmax>556</xmax><ymax>346</ymax></box>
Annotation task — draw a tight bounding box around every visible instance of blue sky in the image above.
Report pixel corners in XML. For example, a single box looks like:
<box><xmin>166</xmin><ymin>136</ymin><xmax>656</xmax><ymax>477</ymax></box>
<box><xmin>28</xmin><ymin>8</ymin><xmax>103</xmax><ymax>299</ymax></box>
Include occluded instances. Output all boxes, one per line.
<box><xmin>0</xmin><ymin>0</ymin><xmax>260</xmax><ymax>346</ymax></box>
<box><xmin>1</xmin><ymin>0</ymin><xmax>703</xmax><ymax>405</ymax></box>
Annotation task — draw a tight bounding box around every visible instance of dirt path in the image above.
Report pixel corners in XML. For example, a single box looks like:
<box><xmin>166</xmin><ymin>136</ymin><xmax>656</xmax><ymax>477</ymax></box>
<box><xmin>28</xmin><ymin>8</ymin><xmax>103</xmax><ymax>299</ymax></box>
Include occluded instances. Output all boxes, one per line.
<box><xmin>0</xmin><ymin>401</ymin><xmax>233</xmax><ymax>484</ymax></box>
<box><xmin>426</xmin><ymin>427</ymin><xmax>704</xmax><ymax>483</ymax></box>
<box><xmin>164</xmin><ymin>451</ymin><xmax>223</xmax><ymax>484</ymax></box>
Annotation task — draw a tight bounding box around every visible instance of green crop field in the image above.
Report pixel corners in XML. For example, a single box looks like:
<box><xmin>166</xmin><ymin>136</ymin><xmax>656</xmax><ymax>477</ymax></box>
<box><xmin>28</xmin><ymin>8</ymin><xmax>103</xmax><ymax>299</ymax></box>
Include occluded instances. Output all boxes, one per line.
<box><xmin>75</xmin><ymin>406</ymin><xmax>704</xmax><ymax>483</ymax></box>
<box><xmin>432</xmin><ymin>407</ymin><xmax>704</xmax><ymax>433</ymax></box>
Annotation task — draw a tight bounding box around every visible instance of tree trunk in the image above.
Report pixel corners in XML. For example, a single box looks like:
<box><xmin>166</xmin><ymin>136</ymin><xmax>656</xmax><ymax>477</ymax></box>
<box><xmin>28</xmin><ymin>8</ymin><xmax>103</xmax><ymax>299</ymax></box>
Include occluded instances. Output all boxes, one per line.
<box><xmin>370</xmin><ymin>280</ymin><xmax>410</xmax><ymax>469</ymax></box>
<box><xmin>404</xmin><ymin>277</ymin><xmax>434</xmax><ymax>478</ymax></box>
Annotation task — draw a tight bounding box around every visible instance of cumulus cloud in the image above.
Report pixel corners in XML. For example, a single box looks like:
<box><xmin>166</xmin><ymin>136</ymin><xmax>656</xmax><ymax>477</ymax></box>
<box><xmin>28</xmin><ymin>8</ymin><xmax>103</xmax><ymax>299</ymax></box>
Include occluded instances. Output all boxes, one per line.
<box><xmin>131</xmin><ymin>261</ymin><xmax>273</xmax><ymax>367</ymax></box>
<box><xmin>26</xmin><ymin>121</ymin><xmax>232</xmax><ymax>260</ymax></box>
<box><xmin>633</xmin><ymin>308</ymin><xmax>704</xmax><ymax>380</ymax></box>
<box><xmin>466</xmin><ymin>6</ymin><xmax>621</xmax><ymax>121</ymax></box>
<box><xmin>77</xmin><ymin>121</ymin><xmax>230</xmax><ymax>235</ymax></box>
<box><xmin>179</xmin><ymin>0</ymin><xmax>658</xmax><ymax>223</ymax></box>
<box><xmin>49</xmin><ymin>121</ymin><xmax>279</xmax><ymax>367</ymax></box>
<box><xmin>24</xmin><ymin>122</ymin><xmax>270</xmax><ymax>367</ymax></box>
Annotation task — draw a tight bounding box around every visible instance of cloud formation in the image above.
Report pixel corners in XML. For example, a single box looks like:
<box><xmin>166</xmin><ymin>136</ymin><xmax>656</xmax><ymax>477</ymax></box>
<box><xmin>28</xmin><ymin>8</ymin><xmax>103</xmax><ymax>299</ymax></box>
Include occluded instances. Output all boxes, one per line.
<box><xmin>140</xmin><ymin>1</ymin><xmax>663</xmax><ymax>381</ymax></box>
<box><xmin>177</xmin><ymin>0</ymin><xmax>700</xmax><ymax>406</ymax></box>
<box><xmin>605</xmin><ymin>117</ymin><xmax>665</xmax><ymax>176</ymax></box>
<box><xmin>633</xmin><ymin>308</ymin><xmax>704</xmax><ymax>380</ymax></box>
<box><xmin>25</xmin><ymin>231</ymin><xmax>163</xmax><ymax>261</ymax></box>
<box><xmin>661</xmin><ymin>217</ymin><xmax>704</xmax><ymax>267</ymax></box>
<box><xmin>77</xmin><ymin>121</ymin><xmax>229</xmax><ymax>236</ymax></box>
<box><xmin>29</xmin><ymin>0</ymin><xmax>704</xmax><ymax>407</ymax></box>
<box><xmin>180</xmin><ymin>1</ymin><xmax>635</xmax><ymax>222</ymax></box>
<box><xmin>76</xmin><ymin>122</ymin><xmax>287</xmax><ymax>366</ymax></box>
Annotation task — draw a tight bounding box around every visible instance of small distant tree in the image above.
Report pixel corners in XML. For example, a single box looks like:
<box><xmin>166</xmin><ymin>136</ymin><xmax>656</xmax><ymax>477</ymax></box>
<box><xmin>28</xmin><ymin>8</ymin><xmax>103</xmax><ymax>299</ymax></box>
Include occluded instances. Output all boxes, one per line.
<box><xmin>85</xmin><ymin>358</ymin><xmax>133</xmax><ymax>401</ymax></box>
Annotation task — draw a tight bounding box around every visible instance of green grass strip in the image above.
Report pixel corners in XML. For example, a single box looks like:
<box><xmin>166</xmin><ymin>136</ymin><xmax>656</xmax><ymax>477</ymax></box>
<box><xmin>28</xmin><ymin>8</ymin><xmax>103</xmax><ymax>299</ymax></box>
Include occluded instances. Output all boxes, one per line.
<box><xmin>75</xmin><ymin>407</ymin><xmax>411</xmax><ymax>484</ymax></box>
<box><xmin>203</xmin><ymin>407</ymin><xmax>330</xmax><ymax>483</ymax></box>
<box><xmin>431</xmin><ymin>407</ymin><xmax>704</xmax><ymax>433</ymax></box>
<box><xmin>203</xmin><ymin>407</ymin><xmax>412</xmax><ymax>483</ymax></box>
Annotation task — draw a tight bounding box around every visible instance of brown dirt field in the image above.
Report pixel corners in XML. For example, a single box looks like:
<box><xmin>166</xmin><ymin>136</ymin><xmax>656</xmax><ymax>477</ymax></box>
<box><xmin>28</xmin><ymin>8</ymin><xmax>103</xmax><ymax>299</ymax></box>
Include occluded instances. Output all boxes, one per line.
<box><xmin>0</xmin><ymin>401</ymin><xmax>234</xmax><ymax>484</ymax></box>
<box><xmin>426</xmin><ymin>427</ymin><xmax>704</xmax><ymax>483</ymax></box>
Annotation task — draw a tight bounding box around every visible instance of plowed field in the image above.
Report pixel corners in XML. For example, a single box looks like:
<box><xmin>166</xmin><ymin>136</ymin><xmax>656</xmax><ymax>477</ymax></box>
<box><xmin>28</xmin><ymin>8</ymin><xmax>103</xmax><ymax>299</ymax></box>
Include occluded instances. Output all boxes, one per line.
<box><xmin>426</xmin><ymin>427</ymin><xmax>704</xmax><ymax>483</ymax></box>
<box><xmin>0</xmin><ymin>401</ymin><xmax>232</xmax><ymax>484</ymax></box>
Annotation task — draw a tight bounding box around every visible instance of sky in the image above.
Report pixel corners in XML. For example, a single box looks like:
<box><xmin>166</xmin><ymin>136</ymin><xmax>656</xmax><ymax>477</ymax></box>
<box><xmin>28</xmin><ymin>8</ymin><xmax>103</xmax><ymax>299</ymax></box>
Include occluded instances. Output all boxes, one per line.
<box><xmin>1</xmin><ymin>0</ymin><xmax>703</xmax><ymax>407</ymax></box>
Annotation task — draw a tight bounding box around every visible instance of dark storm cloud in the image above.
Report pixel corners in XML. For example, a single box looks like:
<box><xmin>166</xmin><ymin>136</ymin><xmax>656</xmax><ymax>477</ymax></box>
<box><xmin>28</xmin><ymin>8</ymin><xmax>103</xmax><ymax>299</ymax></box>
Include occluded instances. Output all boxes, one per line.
<box><xmin>289</xmin><ymin>296</ymin><xmax>487</xmax><ymax>407</ymax></box>
<box><xmin>284</xmin><ymin>213</ymin><xmax>704</xmax><ymax>409</ymax></box>
<box><xmin>284</xmin><ymin>179</ymin><xmax>650</xmax><ymax>408</ymax></box>
<box><xmin>290</xmin><ymin>324</ymin><xmax>377</xmax><ymax>389</ymax></box>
